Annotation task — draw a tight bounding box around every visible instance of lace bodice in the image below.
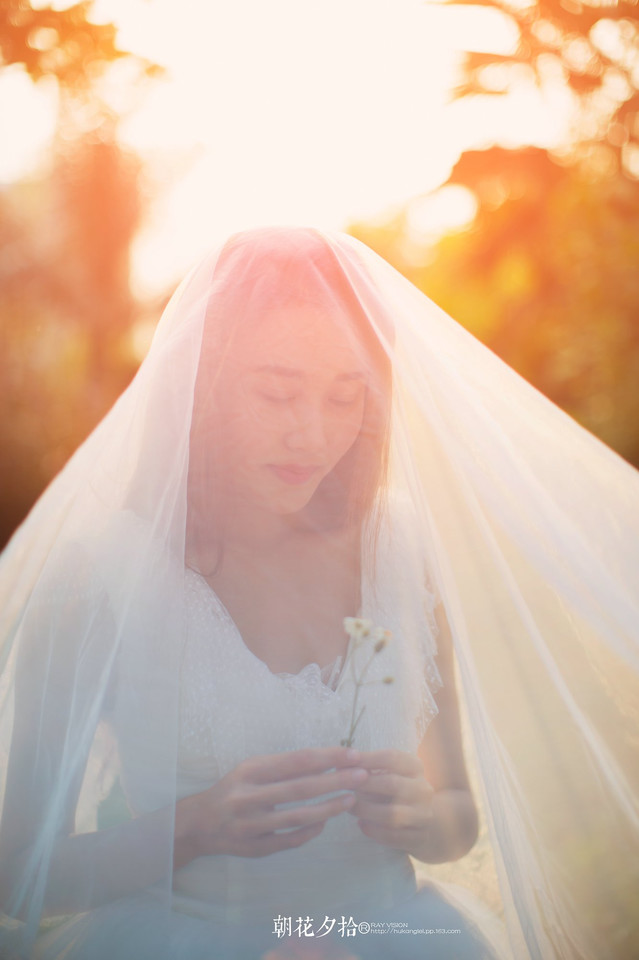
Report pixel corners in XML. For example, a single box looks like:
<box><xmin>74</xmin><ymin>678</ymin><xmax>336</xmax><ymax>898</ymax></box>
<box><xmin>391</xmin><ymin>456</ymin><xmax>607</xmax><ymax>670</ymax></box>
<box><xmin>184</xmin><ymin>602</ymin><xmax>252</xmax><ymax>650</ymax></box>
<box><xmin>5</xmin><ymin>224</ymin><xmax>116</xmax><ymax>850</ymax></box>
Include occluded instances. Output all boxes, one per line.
<box><xmin>177</xmin><ymin>568</ymin><xmax>366</xmax><ymax>784</ymax></box>
<box><xmin>106</xmin><ymin>503</ymin><xmax>443</xmax><ymax>925</ymax></box>
<box><xmin>177</xmin><ymin>542</ymin><xmax>440</xmax><ymax>776</ymax></box>
<box><xmin>186</xmin><ymin>567</ymin><xmax>347</xmax><ymax>689</ymax></box>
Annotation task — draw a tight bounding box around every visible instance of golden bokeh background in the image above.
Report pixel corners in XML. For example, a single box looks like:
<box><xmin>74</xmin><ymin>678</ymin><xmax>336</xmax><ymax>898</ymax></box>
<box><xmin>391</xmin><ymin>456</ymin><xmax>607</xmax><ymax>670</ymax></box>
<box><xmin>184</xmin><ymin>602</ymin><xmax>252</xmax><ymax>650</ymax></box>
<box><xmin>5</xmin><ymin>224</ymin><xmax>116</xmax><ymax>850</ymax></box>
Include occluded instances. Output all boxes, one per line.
<box><xmin>1</xmin><ymin>4</ymin><xmax>638</xmax><ymax>956</ymax></box>
<box><xmin>1</xmin><ymin>0</ymin><xmax>638</xmax><ymax>554</ymax></box>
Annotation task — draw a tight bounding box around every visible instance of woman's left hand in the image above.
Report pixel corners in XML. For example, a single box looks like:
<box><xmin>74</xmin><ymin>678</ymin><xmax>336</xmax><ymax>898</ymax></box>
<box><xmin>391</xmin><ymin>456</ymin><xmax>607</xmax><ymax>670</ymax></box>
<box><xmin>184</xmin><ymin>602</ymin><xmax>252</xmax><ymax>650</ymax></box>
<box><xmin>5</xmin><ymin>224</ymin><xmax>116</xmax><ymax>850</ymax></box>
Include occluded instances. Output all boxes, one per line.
<box><xmin>346</xmin><ymin>749</ymin><xmax>435</xmax><ymax>854</ymax></box>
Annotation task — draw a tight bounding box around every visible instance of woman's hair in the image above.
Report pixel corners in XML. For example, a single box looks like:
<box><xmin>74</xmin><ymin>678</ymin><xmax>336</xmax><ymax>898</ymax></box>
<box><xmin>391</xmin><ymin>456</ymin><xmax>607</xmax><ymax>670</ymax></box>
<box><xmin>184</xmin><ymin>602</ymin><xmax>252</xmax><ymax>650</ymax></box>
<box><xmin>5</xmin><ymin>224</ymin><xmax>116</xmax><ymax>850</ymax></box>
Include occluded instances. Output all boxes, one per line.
<box><xmin>186</xmin><ymin>228</ymin><xmax>392</xmax><ymax>570</ymax></box>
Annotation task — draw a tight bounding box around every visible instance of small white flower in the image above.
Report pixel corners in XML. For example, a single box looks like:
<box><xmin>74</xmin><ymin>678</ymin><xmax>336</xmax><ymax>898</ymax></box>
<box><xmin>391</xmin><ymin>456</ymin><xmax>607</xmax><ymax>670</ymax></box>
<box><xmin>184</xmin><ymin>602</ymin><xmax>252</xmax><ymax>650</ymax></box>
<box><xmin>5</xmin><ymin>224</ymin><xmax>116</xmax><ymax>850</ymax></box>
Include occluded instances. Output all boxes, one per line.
<box><xmin>343</xmin><ymin>617</ymin><xmax>373</xmax><ymax>641</ymax></box>
<box><xmin>340</xmin><ymin>618</ymin><xmax>394</xmax><ymax>748</ymax></box>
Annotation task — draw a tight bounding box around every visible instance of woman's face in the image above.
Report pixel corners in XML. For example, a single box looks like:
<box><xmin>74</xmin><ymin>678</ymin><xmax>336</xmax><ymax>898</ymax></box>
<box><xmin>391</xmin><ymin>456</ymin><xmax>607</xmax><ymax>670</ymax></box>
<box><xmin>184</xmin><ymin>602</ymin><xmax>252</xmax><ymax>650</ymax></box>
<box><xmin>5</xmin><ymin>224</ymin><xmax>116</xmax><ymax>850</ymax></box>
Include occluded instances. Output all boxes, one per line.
<box><xmin>212</xmin><ymin>301</ymin><xmax>373</xmax><ymax>518</ymax></box>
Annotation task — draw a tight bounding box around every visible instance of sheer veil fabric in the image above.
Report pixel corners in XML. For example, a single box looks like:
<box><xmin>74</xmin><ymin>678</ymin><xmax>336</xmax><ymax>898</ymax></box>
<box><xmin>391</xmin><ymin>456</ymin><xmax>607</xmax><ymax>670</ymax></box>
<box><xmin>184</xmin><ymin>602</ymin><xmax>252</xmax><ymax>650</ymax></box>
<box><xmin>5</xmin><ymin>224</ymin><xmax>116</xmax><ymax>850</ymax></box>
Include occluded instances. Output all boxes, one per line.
<box><xmin>0</xmin><ymin>227</ymin><xmax>637</xmax><ymax>960</ymax></box>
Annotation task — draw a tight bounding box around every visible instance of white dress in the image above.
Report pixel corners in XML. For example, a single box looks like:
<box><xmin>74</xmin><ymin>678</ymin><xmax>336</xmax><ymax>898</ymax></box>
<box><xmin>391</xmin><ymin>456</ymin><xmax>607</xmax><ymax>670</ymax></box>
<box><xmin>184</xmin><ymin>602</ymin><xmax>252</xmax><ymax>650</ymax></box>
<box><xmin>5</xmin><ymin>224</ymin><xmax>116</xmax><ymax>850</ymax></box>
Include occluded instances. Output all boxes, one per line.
<box><xmin>32</xmin><ymin>516</ymin><xmax>502</xmax><ymax>960</ymax></box>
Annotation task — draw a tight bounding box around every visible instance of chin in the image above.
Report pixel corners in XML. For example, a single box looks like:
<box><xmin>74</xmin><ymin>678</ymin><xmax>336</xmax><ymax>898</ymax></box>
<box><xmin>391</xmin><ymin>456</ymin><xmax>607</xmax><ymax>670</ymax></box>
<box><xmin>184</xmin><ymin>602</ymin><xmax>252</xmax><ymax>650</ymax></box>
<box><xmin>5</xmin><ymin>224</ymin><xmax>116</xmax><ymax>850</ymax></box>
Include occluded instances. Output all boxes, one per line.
<box><xmin>265</xmin><ymin>480</ymin><xmax>324</xmax><ymax>517</ymax></box>
<box><xmin>269</xmin><ymin>490</ymin><xmax>317</xmax><ymax>516</ymax></box>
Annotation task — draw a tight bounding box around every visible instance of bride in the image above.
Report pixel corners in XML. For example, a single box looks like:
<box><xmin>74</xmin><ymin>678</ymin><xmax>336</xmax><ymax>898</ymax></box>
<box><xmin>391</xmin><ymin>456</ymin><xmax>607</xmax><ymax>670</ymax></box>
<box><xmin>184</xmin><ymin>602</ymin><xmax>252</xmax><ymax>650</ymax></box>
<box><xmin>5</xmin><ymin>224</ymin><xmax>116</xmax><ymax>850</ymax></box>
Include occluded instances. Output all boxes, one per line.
<box><xmin>0</xmin><ymin>227</ymin><xmax>637</xmax><ymax>960</ymax></box>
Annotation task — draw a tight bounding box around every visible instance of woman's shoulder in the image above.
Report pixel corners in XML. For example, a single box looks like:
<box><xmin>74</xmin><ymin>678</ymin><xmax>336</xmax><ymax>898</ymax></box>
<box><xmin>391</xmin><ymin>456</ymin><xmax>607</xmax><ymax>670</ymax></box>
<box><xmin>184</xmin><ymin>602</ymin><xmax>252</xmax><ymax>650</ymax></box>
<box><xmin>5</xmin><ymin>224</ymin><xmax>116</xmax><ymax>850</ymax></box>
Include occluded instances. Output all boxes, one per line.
<box><xmin>21</xmin><ymin>508</ymin><xmax>171</xmax><ymax>629</ymax></box>
<box><xmin>27</xmin><ymin>536</ymin><xmax>105</xmax><ymax>612</ymax></box>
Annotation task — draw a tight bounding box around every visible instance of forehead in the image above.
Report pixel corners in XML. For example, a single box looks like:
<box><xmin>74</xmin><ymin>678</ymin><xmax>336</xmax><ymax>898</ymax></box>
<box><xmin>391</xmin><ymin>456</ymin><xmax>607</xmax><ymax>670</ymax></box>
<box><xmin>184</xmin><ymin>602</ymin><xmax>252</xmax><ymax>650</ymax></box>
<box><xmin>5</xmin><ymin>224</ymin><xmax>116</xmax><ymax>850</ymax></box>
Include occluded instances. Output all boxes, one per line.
<box><xmin>230</xmin><ymin>300</ymin><xmax>370</xmax><ymax>373</ymax></box>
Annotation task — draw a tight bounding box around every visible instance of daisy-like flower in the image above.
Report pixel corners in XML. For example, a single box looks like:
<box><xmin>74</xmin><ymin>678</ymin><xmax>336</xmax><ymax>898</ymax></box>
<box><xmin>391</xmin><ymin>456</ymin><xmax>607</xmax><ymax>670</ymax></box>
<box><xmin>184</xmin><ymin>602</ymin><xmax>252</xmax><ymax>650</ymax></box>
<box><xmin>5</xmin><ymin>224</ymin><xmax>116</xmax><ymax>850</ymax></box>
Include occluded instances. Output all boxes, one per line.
<box><xmin>339</xmin><ymin>619</ymin><xmax>393</xmax><ymax>748</ymax></box>
<box><xmin>343</xmin><ymin>617</ymin><xmax>373</xmax><ymax>642</ymax></box>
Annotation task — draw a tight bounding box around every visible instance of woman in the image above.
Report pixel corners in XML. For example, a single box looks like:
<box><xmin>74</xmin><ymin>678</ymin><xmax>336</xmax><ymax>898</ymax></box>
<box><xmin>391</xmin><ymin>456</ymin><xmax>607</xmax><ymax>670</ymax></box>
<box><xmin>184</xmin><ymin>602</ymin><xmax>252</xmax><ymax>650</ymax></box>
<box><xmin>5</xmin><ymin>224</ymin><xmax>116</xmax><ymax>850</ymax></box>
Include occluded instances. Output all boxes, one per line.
<box><xmin>0</xmin><ymin>227</ymin><xmax>637</xmax><ymax>960</ymax></box>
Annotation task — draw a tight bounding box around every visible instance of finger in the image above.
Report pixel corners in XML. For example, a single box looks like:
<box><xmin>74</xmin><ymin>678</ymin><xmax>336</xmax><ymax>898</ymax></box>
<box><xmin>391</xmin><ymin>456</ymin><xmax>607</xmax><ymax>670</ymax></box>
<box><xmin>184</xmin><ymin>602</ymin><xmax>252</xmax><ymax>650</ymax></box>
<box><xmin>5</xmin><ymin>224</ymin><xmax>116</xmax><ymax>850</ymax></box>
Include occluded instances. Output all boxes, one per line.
<box><xmin>352</xmin><ymin>749</ymin><xmax>423</xmax><ymax>778</ymax></box>
<box><xmin>247</xmin><ymin>766</ymin><xmax>369</xmax><ymax>810</ymax></box>
<box><xmin>349</xmin><ymin>797</ymin><xmax>428</xmax><ymax>829</ymax></box>
<box><xmin>241</xmin><ymin>747</ymin><xmax>362</xmax><ymax>785</ymax></box>
<box><xmin>232</xmin><ymin>793</ymin><xmax>358</xmax><ymax>840</ymax></box>
<box><xmin>250</xmin><ymin>821</ymin><xmax>325</xmax><ymax>857</ymax></box>
<box><xmin>262</xmin><ymin>793</ymin><xmax>357</xmax><ymax>833</ymax></box>
<box><xmin>353</xmin><ymin>772</ymin><xmax>433</xmax><ymax>804</ymax></box>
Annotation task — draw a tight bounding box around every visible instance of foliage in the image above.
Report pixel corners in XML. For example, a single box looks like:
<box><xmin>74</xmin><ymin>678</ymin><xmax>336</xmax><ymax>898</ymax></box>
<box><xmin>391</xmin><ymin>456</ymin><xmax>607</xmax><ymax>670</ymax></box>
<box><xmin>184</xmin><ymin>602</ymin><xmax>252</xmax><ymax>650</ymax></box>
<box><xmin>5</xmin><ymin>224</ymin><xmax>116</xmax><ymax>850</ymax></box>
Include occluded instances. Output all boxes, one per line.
<box><xmin>0</xmin><ymin>126</ymin><xmax>154</xmax><ymax>547</ymax></box>
<box><xmin>0</xmin><ymin>0</ymin><xmax>159</xmax><ymax>91</ymax></box>
<box><xmin>445</xmin><ymin>0</ymin><xmax>639</xmax><ymax>178</ymax></box>
<box><xmin>0</xmin><ymin>3</ymin><xmax>165</xmax><ymax>547</ymax></box>
<box><xmin>349</xmin><ymin>147</ymin><xmax>639</xmax><ymax>466</ymax></box>
<box><xmin>348</xmin><ymin>4</ymin><xmax>639</xmax><ymax>462</ymax></box>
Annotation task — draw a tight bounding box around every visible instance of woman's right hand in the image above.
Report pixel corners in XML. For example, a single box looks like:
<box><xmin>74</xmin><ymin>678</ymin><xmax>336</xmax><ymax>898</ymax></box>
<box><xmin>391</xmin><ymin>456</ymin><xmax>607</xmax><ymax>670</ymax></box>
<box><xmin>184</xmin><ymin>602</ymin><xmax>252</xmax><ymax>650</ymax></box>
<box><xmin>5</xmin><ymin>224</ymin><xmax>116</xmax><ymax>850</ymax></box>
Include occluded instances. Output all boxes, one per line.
<box><xmin>174</xmin><ymin>747</ymin><xmax>369</xmax><ymax>863</ymax></box>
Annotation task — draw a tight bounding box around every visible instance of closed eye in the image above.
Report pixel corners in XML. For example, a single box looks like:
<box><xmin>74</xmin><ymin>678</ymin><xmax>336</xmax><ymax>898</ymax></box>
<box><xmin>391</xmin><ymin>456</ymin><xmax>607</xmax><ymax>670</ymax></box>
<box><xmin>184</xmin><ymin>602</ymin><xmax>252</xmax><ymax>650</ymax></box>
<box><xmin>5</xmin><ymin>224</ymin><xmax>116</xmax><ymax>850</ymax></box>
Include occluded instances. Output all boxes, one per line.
<box><xmin>328</xmin><ymin>384</ymin><xmax>366</xmax><ymax>406</ymax></box>
<box><xmin>259</xmin><ymin>392</ymin><xmax>298</xmax><ymax>404</ymax></box>
<box><xmin>256</xmin><ymin>386</ymin><xmax>365</xmax><ymax>406</ymax></box>
<box><xmin>329</xmin><ymin>396</ymin><xmax>361</xmax><ymax>406</ymax></box>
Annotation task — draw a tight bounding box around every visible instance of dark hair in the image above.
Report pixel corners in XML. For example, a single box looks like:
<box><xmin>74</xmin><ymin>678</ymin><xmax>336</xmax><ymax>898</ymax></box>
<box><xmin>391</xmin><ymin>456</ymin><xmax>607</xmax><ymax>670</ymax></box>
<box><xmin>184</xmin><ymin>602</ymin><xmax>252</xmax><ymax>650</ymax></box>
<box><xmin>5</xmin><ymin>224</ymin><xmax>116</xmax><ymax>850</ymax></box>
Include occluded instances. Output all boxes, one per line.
<box><xmin>186</xmin><ymin>228</ymin><xmax>392</xmax><ymax>571</ymax></box>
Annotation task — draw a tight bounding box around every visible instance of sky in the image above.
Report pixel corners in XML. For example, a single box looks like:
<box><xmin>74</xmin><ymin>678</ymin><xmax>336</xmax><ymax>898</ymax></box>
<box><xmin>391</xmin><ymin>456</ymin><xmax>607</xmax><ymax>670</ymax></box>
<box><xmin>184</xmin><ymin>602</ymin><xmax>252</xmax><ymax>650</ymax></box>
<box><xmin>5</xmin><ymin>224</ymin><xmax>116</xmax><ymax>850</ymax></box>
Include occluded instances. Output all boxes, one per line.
<box><xmin>0</xmin><ymin>0</ymin><xmax>572</xmax><ymax>294</ymax></box>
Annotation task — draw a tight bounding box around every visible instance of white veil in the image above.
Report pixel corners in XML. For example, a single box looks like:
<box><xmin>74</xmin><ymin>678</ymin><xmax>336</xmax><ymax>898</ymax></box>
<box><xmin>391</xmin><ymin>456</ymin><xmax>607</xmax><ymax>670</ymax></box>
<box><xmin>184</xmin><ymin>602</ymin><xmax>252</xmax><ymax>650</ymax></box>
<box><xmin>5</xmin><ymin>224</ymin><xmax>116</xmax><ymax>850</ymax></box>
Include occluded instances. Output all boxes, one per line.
<box><xmin>0</xmin><ymin>226</ymin><xmax>637</xmax><ymax>960</ymax></box>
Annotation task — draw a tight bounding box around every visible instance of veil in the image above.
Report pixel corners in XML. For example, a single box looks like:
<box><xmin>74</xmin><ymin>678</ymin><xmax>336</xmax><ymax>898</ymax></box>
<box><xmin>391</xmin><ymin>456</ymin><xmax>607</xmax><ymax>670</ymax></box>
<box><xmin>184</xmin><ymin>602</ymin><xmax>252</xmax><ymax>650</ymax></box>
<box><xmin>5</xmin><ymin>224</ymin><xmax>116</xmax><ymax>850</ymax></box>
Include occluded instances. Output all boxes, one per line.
<box><xmin>0</xmin><ymin>226</ymin><xmax>637</xmax><ymax>960</ymax></box>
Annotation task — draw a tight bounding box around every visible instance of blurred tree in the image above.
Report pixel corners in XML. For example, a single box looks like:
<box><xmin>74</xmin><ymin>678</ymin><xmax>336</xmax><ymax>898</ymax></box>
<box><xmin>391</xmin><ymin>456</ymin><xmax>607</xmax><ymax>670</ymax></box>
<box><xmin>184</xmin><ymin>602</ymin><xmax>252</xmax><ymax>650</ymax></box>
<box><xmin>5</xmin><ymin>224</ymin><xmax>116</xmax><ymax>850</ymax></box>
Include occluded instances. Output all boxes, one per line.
<box><xmin>0</xmin><ymin>128</ymin><xmax>147</xmax><ymax>547</ymax></box>
<box><xmin>53</xmin><ymin>126</ymin><xmax>144</xmax><ymax>387</ymax></box>
<box><xmin>0</xmin><ymin>0</ymin><xmax>159</xmax><ymax>91</ymax></box>
<box><xmin>350</xmin><ymin>148</ymin><xmax>639</xmax><ymax>466</ymax></box>
<box><xmin>0</xmin><ymin>3</ymin><xmax>162</xmax><ymax>547</ymax></box>
<box><xmin>349</xmin><ymin>0</ymin><xmax>639</xmax><ymax>466</ymax></box>
<box><xmin>446</xmin><ymin>0</ymin><xmax>639</xmax><ymax>179</ymax></box>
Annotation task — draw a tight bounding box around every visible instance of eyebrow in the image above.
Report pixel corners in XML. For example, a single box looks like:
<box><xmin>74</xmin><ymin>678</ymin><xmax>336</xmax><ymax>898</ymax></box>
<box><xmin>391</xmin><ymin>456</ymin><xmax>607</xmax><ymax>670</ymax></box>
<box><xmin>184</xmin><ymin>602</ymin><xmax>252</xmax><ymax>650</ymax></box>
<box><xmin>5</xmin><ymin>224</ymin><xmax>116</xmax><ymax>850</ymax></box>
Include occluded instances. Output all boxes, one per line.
<box><xmin>253</xmin><ymin>365</ymin><xmax>364</xmax><ymax>382</ymax></box>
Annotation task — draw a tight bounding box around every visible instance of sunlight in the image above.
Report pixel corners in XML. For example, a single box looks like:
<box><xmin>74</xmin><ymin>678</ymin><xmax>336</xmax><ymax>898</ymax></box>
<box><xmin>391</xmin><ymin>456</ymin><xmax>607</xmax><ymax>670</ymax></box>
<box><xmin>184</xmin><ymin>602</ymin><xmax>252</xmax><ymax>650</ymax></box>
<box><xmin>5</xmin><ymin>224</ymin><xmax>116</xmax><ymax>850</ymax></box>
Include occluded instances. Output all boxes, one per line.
<box><xmin>0</xmin><ymin>69</ymin><xmax>58</xmax><ymax>181</ymax></box>
<box><xmin>406</xmin><ymin>185</ymin><xmax>478</xmax><ymax>244</ymax></box>
<box><xmin>3</xmin><ymin>0</ymin><xmax>573</xmax><ymax>293</ymax></box>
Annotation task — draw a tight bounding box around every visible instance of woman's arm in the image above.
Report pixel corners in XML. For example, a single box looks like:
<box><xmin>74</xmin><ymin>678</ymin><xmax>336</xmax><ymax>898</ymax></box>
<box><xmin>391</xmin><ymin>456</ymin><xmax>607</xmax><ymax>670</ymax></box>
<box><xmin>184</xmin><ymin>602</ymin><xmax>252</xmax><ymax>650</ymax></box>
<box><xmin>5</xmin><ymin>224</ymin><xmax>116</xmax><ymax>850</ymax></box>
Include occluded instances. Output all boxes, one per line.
<box><xmin>414</xmin><ymin>600</ymin><xmax>479</xmax><ymax>862</ymax></box>
<box><xmin>0</xmin><ymin>555</ymin><xmax>189</xmax><ymax>918</ymax></box>
<box><xmin>1</xmin><ymin>747</ymin><xmax>371</xmax><ymax>918</ymax></box>
<box><xmin>0</xmin><ymin>591</ymin><xmax>370</xmax><ymax>918</ymax></box>
<box><xmin>0</xmin><ymin>583</ymin><xmax>176</xmax><ymax>916</ymax></box>
<box><xmin>0</xmin><ymin>809</ymin><xmax>176</xmax><ymax>918</ymax></box>
<box><xmin>0</xmin><ymin>555</ymin><xmax>373</xmax><ymax>918</ymax></box>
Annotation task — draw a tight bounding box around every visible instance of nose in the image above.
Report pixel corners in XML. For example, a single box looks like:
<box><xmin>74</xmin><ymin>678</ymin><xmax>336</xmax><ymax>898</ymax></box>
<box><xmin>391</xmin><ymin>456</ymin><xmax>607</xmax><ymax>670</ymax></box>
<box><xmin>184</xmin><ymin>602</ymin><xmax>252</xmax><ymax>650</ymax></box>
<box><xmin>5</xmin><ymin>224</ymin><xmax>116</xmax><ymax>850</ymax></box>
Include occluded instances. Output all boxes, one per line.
<box><xmin>284</xmin><ymin>399</ymin><xmax>328</xmax><ymax>457</ymax></box>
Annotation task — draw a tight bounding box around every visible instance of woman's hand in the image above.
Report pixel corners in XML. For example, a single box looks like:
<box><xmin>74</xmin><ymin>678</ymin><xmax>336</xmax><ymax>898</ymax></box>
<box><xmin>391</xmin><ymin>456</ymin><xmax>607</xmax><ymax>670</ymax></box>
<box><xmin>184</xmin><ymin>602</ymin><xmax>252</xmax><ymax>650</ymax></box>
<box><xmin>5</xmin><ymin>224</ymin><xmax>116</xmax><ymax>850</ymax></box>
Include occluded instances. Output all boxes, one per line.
<box><xmin>174</xmin><ymin>746</ymin><xmax>369</xmax><ymax>864</ymax></box>
<box><xmin>348</xmin><ymin>748</ymin><xmax>479</xmax><ymax>863</ymax></box>
<box><xmin>345</xmin><ymin>748</ymin><xmax>436</xmax><ymax>856</ymax></box>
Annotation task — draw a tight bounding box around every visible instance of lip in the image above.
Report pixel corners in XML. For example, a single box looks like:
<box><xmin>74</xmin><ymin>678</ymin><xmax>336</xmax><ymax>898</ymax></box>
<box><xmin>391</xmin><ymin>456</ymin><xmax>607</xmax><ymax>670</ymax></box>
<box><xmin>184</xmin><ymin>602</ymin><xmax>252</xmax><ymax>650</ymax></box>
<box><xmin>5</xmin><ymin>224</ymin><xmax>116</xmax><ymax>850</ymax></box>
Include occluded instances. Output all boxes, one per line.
<box><xmin>267</xmin><ymin>464</ymin><xmax>321</xmax><ymax>486</ymax></box>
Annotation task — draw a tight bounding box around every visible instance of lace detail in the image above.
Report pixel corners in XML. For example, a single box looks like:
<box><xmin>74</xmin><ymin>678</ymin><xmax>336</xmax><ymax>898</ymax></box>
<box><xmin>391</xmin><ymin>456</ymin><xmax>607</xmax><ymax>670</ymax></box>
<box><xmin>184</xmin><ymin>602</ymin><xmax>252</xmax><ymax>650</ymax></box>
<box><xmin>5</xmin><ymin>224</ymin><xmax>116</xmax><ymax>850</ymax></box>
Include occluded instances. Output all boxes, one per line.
<box><xmin>178</xmin><ymin>515</ymin><xmax>442</xmax><ymax>780</ymax></box>
<box><xmin>185</xmin><ymin>569</ymin><xmax>348</xmax><ymax>695</ymax></box>
<box><xmin>178</xmin><ymin>571</ymin><xmax>356</xmax><ymax>774</ymax></box>
<box><xmin>173</xmin><ymin>566</ymin><xmax>422</xmax><ymax>926</ymax></box>
<box><xmin>275</xmin><ymin>656</ymin><xmax>344</xmax><ymax>694</ymax></box>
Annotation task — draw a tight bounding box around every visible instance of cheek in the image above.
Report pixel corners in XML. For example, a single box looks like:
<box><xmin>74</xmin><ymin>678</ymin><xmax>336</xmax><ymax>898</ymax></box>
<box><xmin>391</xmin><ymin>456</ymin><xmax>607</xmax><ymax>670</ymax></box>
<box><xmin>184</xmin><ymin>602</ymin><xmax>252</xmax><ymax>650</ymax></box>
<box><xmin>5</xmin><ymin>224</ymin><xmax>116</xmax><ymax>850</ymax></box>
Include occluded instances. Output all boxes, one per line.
<box><xmin>220</xmin><ymin>408</ymin><xmax>269</xmax><ymax>466</ymax></box>
<box><xmin>328</xmin><ymin>406</ymin><xmax>366</xmax><ymax>458</ymax></box>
